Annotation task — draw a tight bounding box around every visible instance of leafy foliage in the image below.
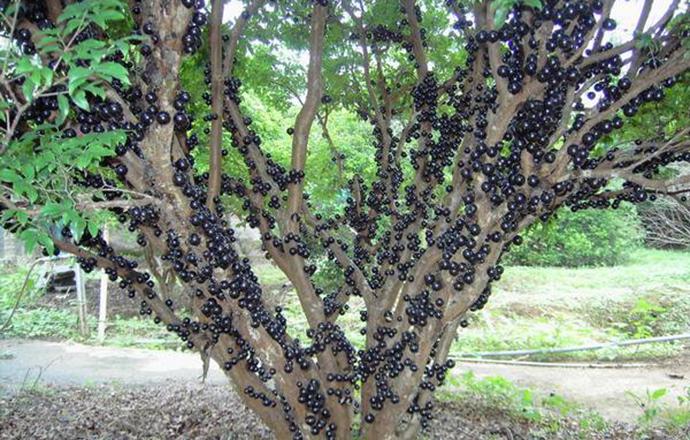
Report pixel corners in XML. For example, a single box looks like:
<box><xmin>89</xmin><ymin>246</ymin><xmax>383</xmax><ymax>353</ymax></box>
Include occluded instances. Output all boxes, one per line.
<box><xmin>504</xmin><ymin>204</ymin><xmax>643</xmax><ymax>267</ymax></box>
<box><xmin>1</xmin><ymin>0</ymin><xmax>690</xmax><ymax>438</ymax></box>
<box><xmin>0</xmin><ymin>307</ymin><xmax>90</xmax><ymax>339</ymax></box>
<box><xmin>0</xmin><ymin>0</ymin><xmax>134</xmax><ymax>253</ymax></box>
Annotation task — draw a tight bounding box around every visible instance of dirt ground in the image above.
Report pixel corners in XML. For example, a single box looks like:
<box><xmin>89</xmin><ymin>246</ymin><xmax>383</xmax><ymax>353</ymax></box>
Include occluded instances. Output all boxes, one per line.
<box><xmin>0</xmin><ymin>381</ymin><xmax>663</xmax><ymax>440</ymax></box>
<box><xmin>1</xmin><ymin>339</ymin><xmax>689</xmax><ymax>424</ymax></box>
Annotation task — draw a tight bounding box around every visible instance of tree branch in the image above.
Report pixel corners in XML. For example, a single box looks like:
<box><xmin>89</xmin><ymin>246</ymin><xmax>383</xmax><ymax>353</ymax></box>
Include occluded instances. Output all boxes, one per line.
<box><xmin>207</xmin><ymin>0</ymin><xmax>224</xmax><ymax>210</ymax></box>
<box><xmin>222</xmin><ymin>0</ymin><xmax>267</xmax><ymax>76</ymax></box>
<box><xmin>402</xmin><ymin>0</ymin><xmax>428</xmax><ymax>78</ymax></box>
<box><xmin>285</xmin><ymin>3</ymin><xmax>326</xmax><ymax>231</ymax></box>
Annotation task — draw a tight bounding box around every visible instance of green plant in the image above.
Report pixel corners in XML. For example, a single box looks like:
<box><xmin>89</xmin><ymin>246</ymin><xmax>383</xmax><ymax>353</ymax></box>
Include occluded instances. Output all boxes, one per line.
<box><xmin>627</xmin><ymin>388</ymin><xmax>669</xmax><ymax>426</ymax></box>
<box><xmin>448</xmin><ymin>372</ymin><xmax>542</xmax><ymax>422</ymax></box>
<box><xmin>612</xmin><ymin>298</ymin><xmax>667</xmax><ymax>339</ymax></box>
<box><xmin>0</xmin><ymin>0</ymin><xmax>138</xmax><ymax>254</ymax></box>
<box><xmin>658</xmin><ymin>386</ymin><xmax>690</xmax><ymax>433</ymax></box>
<box><xmin>441</xmin><ymin>372</ymin><xmax>610</xmax><ymax>437</ymax></box>
<box><xmin>541</xmin><ymin>393</ymin><xmax>577</xmax><ymax>416</ymax></box>
<box><xmin>0</xmin><ymin>307</ymin><xmax>92</xmax><ymax>339</ymax></box>
<box><xmin>625</xmin><ymin>386</ymin><xmax>690</xmax><ymax>436</ymax></box>
<box><xmin>2</xmin><ymin>0</ymin><xmax>689</xmax><ymax>437</ymax></box>
<box><xmin>504</xmin><ymin>204</ymin><xmax>643</xmax><ymax>267</ymax></box>
<box><xmin>0</xmin><ymin>267</ymin><xmax>39</xmax><ymax>310</ymax></box>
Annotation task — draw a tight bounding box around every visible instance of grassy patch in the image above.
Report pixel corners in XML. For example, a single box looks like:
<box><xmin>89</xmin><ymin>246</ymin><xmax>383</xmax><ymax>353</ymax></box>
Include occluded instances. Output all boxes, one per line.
<box><xmin>495</xmin><ymin>249</ymin><xmax>690</xmax><ymax>304</ymax></box>
<box><xmin>626</xmin><ymin>386</ymin><xmax>690</xmax><ymax>437</ymax></box>
<box><xmin>452</xmin><ymin>312</ymin><xmax>682</xmax><ymax>362</ymax></box>
<box><xmin>0</xmin><ymin>308</ymin><xmax>91</xmax><ymax>340</ymax></box>
<box><xmin>0</xmin><ymin>265</ymin><xmax>41</xmax><ymax>310</ymax></box>
<box><xmin>102</xmin><ymin>314</ymin><xmax>179</xmax><ymax>350</ymax></box>
<box><xmin>439</xmin><ymin>372</ymin><xmax>610</xmax><ymax>437</ymax></box>
<box><xmin>0</xmin><ymin>307</ymin><xmax>181</xmax><ymax>350</ymax></box>
<box><xmin>254</xmin><ymin>264</ymin><xmax>290</xmax><ymax>287</ymax></box>
<box><xmin>0</xmin><ymin>249</ymin><xmax>688</xmax><ymax>361</ymax></box>
<box><xmin>462</xmin><ymin>248</ymin><xmax>690</xmax><ymax>362</ymax></box>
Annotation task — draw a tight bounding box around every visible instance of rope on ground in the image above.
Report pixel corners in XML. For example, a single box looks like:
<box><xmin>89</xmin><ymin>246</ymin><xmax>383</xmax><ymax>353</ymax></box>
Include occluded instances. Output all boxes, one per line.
<box><xmin>453</xmin><ymin>333</ymin><xmax>690</xmax><ymax>359</ymax></box>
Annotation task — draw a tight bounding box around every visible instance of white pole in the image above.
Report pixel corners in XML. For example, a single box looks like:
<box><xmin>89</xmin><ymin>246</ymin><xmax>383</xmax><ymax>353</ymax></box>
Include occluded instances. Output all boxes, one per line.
<box><xmin>97</xmin><ymin>228</ymin><xmax>109</xmax><ymax>343</ymax></box>
<box><xmin>74</xmin><ymin>264</ymin><xmax>89</xmax><ymax>338</ymax></box>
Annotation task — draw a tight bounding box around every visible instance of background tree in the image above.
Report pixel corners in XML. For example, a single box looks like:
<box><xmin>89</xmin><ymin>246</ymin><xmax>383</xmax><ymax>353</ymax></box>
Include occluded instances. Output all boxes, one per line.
<box><xmin>641</xmin><ymin>195</ymin><xmax>690</xmax><ymax>248</ymax></box>
<box><xmin>1</xmin><ymin>0</ymin><xmax>690</xmax><ymax>439</ymax></box>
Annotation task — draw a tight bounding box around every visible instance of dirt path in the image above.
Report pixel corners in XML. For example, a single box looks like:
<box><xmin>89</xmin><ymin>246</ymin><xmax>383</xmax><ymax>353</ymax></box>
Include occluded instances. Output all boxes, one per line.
<box><xmin>452</xmin><ymin>360</ymin><xmax>690</xmax><ymax>422</ymax></box>
<box><xmin>0</xmin><ymin>339</ymin><xmax>227</xmax><ymax>387</ymax></box>
<box><xmin>1</xmin><ymin>339</ymin><xmax>688</xmax><ymax>423</ymax></box>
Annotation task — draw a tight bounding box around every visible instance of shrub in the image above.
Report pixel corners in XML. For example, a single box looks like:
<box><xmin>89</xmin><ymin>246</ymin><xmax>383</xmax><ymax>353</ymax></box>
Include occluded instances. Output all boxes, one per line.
<box><xmin>0</xmin><ymin>308</ymin><xmax>90</xmax><ymax>340</ymax></box>
<box><xmin>0</xmin><ymin>266</ymin><xmax>40</xmax><ymax>310</ymax></box>
<box><xmin>504</xmin><ymin>204</ymin><xmax>643</xmax><ymax>267</ymax></box>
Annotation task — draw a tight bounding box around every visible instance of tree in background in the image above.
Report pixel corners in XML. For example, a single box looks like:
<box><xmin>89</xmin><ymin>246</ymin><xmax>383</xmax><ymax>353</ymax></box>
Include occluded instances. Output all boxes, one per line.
<box><xmin>641</xmin><ymin>195</ymin><xmax>690</xmax><ymax>248</ymax></box>
<box><xmin>1</xmin><ymin>0</ymin><xmax>690</xmax><ymax>438</ymax></box>
<box><xmin>504</xmin><ymin>203</ymin><xmax>642</xmax><ymax>266</ymax></box>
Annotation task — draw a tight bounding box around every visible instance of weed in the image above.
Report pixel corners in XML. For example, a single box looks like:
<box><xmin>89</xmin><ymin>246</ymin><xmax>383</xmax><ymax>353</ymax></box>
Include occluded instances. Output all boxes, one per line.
<box><xmin>626</xmin><ymin>388</ymin><xmax>669</xmax><ymax>426</ymax></box>
<box><xmin>664</xmin><ymin>387</ymin><xmax>690</xmax><ymax>433</ymax></box>
<box><xmin>626</xmin><ymin>386</ymin><xmax>690</xmax><ymax>436</ymax></box>
<box><xmin>0</xmin><ymin>307</ymin><xmax>91</xmax><ymax>340</ymax></box>
<box><xmin>612</xmin><ymin>298</ymin><xmax>666</xmax><ymax>339</ymax></box>
<box><xmin>440</xmin><ymin>372</ymin><xmax>610</xmax><ymax>437</ymax></box>
<box><xmin>0</xmin><ymin>266</ymin><xmax>39</xmax><ymax>310</ymax></box>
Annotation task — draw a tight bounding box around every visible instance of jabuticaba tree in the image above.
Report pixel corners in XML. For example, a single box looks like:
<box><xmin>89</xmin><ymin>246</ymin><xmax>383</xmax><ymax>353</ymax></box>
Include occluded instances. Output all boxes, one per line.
<box><xmin>1</xmin><ymin>0</ymin><xmax>690</xmax><ymax>438</ymax></box>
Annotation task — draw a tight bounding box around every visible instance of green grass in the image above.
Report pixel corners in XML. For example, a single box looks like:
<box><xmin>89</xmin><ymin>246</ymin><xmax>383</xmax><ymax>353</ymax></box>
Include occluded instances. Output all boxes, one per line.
<box><xmin>439</xmin><ymin>372</ymin><xmax>610</xmax><ymax>437</ymax></box>
<box><xmin>626</xmin><ymin>386</ymin><xmax>690</xmax><ymax>437</ymax></box>
<box><xmin>0</xmin><ymin>307</ymin><xmax>180</xmax><ymax>350</ymax></box>
<box><xmin>1</xmin><ymin>248</ymin><xmax>688</xmax><ymax>362</ymax></box>
<box><xmin>0</xmin><ymin>308</ymin><xmax>90</xmax><ymax>340</ymax></box>
<box><xmin>494</xmin><ymin>249</ymin><xmax>690</xmax><ymax>305</ymax></box>
<box><xmin>439</xmin><ymin>373</ymin><xmax>690</xmax><ymax>439</ymax></box>
<box><xmin>254</xmin><ymin>264</ymin><xmax>291</xmax><ymax>287</ymax></box>
<box><xmin>451</xmin><ymin>310</ymin><xmax>682</xmax><ymax>362</ymax></box>
<box><xmin>101</xmin><ymin>314</ymin><xmax>179</xmax><ymax>350</ymax></box>
<box><xmin>453</xmin><ymin>248</ymin><xmax>690</xmax><ymax>362</ymax></box>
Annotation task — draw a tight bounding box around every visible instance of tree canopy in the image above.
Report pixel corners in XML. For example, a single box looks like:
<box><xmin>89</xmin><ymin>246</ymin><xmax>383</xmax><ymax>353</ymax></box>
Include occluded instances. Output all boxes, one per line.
<box><xmin>1</xmin><ymin>0</ymin><xmax>690</xmax><ymax>439</ymax></box>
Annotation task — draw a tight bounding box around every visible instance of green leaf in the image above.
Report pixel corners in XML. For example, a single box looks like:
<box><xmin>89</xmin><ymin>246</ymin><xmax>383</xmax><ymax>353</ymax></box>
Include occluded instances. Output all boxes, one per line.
<box><xmin>34</xmin><ymin>150</ymin><xmax>57</xmax><ymax>172</ymax></box>
<box><xmin>87</xmin><ymin>219</ymin><xmax>101</xmax><ymax>237</ymax></box>
<box><xmin>21</xmin><ymin>77</ymin><xmax>36</xmax><ymax>102</ymax></box>
<box><xmin>71</xmin><ymin>217</ymin><xmax>87</xmax><ymax>242</ymax></box>
<box><xmin>57</xmin><ymin>94</ymin><xmax>69</xmax><ymax>124</ymax></box>
<box><xmin>37</xmin><ymin>34</ymin><xmax>61</xmax><ymax>51</ymax></box>
<box><xmin>72</xmin><ymin>89</ymin><xmax>90</xmax><ymax>111</ymax></box>
<box><xmin>21</xmin><ymin>163</ymin><xmax>35</xmax><ymax>181</ymax></box>
<box><xmin>14</xmin><ymin>57</ymin><xmax>36</xmax><ymax>76</ymax></box>
<box><xmin>0</xmin><ymin>169</ymin><xmax>20</xmax><ymax>183</ymax></box>
<box><xmin>494</xmin><ymin>7</ymin><xmax>509</xmax><ymax>27</ymax></box>
<box><xmin>91</xmin><ymin>9</ymin><xmax>126</xmax><ymax>29</ymax></box>
<box><xmin>25</xmin><ymin>185</ymin><xmax>38</xmax><ymax>203</ymax></box>
<box><xmin>97</xmin><ymin>62</ymin><xmax>130</xmax><ymax>85</ymax></box>
<box><xmin>68</xmin><ymin>66</ymin><xmax>92</xmax><ymax>96</ymax></box>
<box><xmin>41</xmin><ymin>202</ymin><xmax>69</xmax><ymax>218</ymax></box>
<box><xmin>37</xmin><ymin>232</ymin><xmax>55</xmax><ymax>255</ymax></box>
<box><xmin>651</xmin><ymin>388</ymin><xmax>668</xmax><ymax>400</ymax></box>
<box><xmin>83</xmin><ymin>83</ymin><xmax>106</xmax><ymax>99</ymax></box>
<box><xmin>19</xmin><ymin>228</ymin><xmax>40</xmax><ymax>254</ymax></box>
<box><xmin>13</xmin><ymin>210</ymin><xmax>29</xmax><ymax>226</ymax></box>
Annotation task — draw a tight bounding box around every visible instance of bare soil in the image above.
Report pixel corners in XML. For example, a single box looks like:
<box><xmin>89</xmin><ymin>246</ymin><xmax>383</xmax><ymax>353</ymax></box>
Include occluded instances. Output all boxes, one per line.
<box><xmin>0</xmin><ymin>339</ymin><xmax>688</xmax><ymax>439</ymax></box>
<box><xmin>0</xmin><ymin>382</ymin><xmax>657</xmax><ymax>440</ymax></box>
